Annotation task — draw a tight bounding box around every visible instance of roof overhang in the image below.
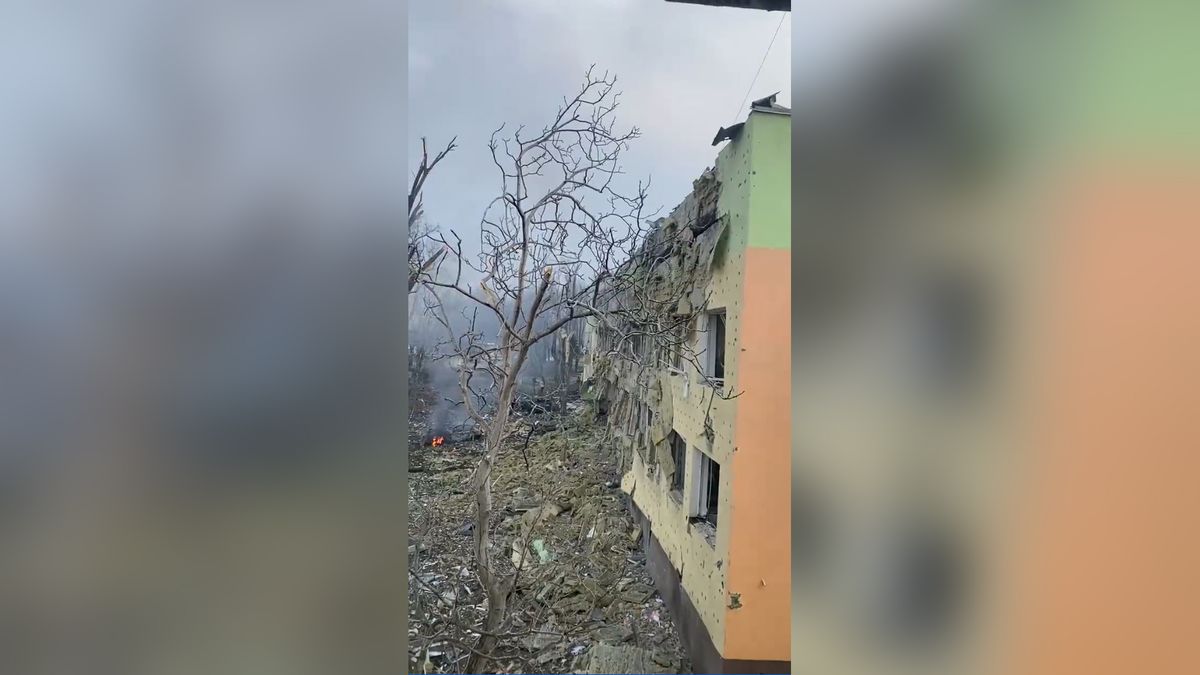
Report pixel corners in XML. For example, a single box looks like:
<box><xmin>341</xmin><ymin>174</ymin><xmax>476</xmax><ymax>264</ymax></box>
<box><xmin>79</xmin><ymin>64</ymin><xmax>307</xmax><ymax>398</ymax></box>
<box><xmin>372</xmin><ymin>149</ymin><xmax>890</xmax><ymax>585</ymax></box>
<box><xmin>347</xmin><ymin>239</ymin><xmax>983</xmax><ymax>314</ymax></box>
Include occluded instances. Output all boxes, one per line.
<box><xmin>665</xmin><ymin>0</ymin><xmax>790</xmax><ymax>11</ymax></box>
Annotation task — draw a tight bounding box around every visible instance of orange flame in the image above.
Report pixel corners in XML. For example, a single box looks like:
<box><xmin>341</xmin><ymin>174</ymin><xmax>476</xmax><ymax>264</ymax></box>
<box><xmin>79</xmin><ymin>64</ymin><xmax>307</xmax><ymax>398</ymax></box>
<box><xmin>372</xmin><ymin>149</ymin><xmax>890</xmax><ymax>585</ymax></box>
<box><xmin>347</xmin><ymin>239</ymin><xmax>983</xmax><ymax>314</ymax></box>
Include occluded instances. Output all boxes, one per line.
<box><xmin>431</xmin><ymin>436</ymin><xmax>445</xmax><ymax>447</ymax></box>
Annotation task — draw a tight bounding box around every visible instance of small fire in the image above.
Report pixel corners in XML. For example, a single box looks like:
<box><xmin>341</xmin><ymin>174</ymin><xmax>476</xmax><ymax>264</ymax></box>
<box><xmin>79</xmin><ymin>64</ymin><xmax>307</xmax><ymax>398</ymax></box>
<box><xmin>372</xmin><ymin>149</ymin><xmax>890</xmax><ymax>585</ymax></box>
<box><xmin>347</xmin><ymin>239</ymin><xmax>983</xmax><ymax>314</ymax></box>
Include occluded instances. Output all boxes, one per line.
<box><xmin>430</xmin><ymin>436</ymin><xmax>445</xmax><ymax>447</ymax></box>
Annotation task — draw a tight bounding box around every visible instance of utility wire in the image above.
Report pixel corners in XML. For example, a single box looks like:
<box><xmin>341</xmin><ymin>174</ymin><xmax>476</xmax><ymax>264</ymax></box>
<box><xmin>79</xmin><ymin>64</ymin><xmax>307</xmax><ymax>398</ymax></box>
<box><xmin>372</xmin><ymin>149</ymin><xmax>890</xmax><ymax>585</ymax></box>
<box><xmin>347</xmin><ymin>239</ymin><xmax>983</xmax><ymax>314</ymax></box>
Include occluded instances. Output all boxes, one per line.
<box><xmin>732</xmin><ymin>14</ymin><xmax>787</xmax><ymax>122</ymax></box>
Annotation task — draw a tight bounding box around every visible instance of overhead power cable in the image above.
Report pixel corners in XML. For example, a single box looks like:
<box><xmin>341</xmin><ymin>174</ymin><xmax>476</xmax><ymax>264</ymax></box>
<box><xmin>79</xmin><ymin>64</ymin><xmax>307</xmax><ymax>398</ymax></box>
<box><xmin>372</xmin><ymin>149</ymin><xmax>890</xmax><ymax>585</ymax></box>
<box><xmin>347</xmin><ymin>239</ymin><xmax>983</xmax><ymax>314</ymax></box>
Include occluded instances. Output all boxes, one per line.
<box><xmin>732</xmin><ymin>13</ymin><xmax>787</xmax><ymax>121</ymax></box>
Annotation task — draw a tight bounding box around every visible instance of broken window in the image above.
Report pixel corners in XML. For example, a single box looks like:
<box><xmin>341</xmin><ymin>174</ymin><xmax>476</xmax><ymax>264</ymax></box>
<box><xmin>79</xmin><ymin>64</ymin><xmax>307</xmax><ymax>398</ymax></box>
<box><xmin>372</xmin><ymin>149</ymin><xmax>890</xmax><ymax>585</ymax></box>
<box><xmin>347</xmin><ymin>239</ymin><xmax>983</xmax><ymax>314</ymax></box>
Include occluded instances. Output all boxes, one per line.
<box><xmin>669</xmin><ymin>320</ymin><xmax>687</xmax><ymax>372</ymax></box>
<box><xmin>704</xmin><ymin>310</ymin><xmax>726</xmax><ymax>387</ymax></box>
<box><xmin>703</xmin><ymin>455</ymin><xmax>720</xmax><ymax>525</ymax></box>
<box><xmin>629</xmin><ymin>322</ymin><xmax>656</xmax><ymax>363</ymax></box>
<box><xmin>669</xmin><ymin>431</ymin><xmax>687</xmax><ymax>495</ymax></box>
<box><xmin>629</xmin><ymin>329</ymin><xmax>642</xmax><ymax>361</ymax></box>
<box><xmin>657</xmin><ymin>324</ymin><xmax>672</xmax><ymax>369</ymax></box>
<box><xmin>690</xmin><ymin>449</ymin><xmax>720</xmax><ymax>529</ymax></box>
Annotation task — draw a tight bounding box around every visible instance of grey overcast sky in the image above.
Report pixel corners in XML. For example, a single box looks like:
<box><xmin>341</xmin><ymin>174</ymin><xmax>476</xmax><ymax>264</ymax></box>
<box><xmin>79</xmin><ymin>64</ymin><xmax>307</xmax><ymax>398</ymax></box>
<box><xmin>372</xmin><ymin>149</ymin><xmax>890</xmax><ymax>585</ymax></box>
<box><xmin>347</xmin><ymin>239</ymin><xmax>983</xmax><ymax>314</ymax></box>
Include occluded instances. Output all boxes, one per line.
<box><xmin>408</xmin><ymin>0</ymin><xmax>790</xmax><ymax>245</ymax></box>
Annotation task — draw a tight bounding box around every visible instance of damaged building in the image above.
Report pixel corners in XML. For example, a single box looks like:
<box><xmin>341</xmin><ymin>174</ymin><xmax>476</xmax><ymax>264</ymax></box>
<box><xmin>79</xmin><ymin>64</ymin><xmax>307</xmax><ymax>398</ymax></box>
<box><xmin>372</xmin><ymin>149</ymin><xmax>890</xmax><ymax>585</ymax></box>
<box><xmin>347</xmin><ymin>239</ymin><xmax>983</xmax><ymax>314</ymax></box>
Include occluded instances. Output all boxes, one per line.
<box><xmin>582</xmin><ymin>95</ymin><xmax>790</xmax><ymax>673</ymax></box>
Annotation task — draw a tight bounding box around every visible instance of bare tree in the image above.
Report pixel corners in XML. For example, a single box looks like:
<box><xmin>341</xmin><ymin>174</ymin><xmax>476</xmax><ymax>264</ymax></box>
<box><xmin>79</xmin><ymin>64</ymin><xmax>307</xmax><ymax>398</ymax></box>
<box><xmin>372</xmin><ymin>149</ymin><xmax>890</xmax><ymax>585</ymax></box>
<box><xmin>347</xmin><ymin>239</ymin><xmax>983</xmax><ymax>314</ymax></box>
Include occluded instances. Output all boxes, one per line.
<box><xmin>409</xmin><ymin>137</ymin><xmax>456</xmax><ymax>389</ymax></box>
<box><xmin>414</xmin><ymin>67</ymin><xmax>732</xmax><ymax>672</ymax></box>
<box><xmin>409</xmin><ymin>137</ymin><xmax>456</xmax><ymax>294</ymax></box>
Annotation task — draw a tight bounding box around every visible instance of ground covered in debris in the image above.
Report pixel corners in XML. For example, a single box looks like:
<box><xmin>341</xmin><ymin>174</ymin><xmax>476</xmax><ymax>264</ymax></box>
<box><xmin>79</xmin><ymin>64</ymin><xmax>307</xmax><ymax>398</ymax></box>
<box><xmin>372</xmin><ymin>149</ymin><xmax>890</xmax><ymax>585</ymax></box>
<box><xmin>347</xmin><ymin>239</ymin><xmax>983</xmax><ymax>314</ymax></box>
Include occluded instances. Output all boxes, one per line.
<box><xmin>408</xmin><ymin>385</ymin><xmax>690</xmax><ymax>674</ymax></box>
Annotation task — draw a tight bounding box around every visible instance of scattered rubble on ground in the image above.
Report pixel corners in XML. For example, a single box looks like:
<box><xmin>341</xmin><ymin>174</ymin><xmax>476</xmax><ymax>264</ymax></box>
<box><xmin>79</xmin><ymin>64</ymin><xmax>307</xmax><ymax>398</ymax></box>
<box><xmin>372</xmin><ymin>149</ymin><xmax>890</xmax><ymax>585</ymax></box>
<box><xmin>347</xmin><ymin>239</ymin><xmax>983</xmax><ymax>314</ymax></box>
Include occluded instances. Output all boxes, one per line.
<box><xmin>582</xmin><ymin>642</ymin><xmax>679</xmax><ymax>674</ymax></box>
<box><xmin>408</xmin><ymin>384</ymin><xmax>689</xmax><ymax>673</ymax></box>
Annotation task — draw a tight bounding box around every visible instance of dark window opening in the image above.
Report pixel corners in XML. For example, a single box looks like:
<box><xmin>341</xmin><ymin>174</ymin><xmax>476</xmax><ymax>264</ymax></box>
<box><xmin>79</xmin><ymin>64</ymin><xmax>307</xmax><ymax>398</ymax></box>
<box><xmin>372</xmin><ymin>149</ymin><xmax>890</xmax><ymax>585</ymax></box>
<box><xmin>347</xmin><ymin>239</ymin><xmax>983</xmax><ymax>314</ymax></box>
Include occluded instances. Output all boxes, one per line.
<box><xmin>669</xmin><ymin>431</ymin><xmax>686</xmax><ymax>494</ymax></box>
<box><xmin>691</xmin><ymin>451</ymin><xmax>721</xmax><ymax>532</ymax></box>
<box><xmin>704</xmin><ymin>456</ymin><xmax>720</xmax><ymax>526</ymax></box>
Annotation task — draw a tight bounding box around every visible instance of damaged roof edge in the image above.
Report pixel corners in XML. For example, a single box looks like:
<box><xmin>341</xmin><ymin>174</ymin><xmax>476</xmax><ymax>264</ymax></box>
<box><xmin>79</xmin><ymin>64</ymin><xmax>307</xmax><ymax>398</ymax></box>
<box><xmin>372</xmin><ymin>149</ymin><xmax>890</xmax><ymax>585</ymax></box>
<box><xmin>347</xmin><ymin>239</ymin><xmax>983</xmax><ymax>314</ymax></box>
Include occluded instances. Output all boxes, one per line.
<box><xmin>711</xmin><ymin>122</ymin><xmax>744</xmax><ymax>147</ymax></box>
<box><xmin>751</xmin><ymin>91</ymin><xmax>791</xmax><ymax>115</ymax></box>
<box><xmin>712</xmin><ymin>94</ymin><xmax>790</xmax><ymax>145</ymax></box>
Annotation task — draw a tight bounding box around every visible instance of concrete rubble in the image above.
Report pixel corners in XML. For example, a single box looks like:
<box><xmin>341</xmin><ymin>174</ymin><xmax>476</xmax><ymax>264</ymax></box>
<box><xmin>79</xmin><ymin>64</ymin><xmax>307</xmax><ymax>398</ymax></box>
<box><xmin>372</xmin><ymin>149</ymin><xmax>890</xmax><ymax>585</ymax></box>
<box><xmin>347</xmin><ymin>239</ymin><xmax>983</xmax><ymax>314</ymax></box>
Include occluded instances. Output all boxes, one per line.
<box><xmin>408</xmin><ymin>383</ymin><xmax>689</xmax><ymax>673</ymax></box>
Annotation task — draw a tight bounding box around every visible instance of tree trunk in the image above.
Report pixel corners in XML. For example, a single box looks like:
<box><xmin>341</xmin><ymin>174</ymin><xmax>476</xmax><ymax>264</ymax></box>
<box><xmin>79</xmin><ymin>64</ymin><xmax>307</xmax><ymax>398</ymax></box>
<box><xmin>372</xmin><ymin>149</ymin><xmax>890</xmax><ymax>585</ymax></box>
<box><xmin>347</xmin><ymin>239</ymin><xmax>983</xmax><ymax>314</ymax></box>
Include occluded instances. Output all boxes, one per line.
<box><xmin>466</xmin><ymin>453</ymin><xmax>507</xmax><ymax>673</ymax></box>
<box><xmin>464</xmin><ymin>358</ymin><xmax>523</xmax><ymax>673</ymax></box>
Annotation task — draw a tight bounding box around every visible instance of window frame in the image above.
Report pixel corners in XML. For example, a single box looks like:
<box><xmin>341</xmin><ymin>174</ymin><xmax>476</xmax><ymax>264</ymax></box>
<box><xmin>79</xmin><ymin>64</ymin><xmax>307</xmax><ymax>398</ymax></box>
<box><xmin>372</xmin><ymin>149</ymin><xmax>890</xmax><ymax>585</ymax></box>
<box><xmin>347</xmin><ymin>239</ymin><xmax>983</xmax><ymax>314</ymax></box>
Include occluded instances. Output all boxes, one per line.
<box><xmin>668</xmin><ymin>431</ymin><xmax>687</xmax><ymax>496</ymax></box>
<box><xmin>703</xmin><ymin>309</ymin><xmax>727</xmax><ymax>389</ymax></box>
<box><xmin>689</xmin><ymin>448</ymin><xmax>721</xmax><ymax>528</ymax></box>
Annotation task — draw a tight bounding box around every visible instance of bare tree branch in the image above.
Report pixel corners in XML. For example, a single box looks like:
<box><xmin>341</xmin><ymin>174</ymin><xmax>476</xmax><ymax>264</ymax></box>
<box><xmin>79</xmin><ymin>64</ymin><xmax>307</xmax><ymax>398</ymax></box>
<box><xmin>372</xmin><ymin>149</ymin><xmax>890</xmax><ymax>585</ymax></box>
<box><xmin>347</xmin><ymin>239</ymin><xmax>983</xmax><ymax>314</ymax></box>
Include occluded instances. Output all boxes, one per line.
<box><xmin>409</xmin><ymin>137</ymin><xmax>457</xmax><ymax>293</ymax></box>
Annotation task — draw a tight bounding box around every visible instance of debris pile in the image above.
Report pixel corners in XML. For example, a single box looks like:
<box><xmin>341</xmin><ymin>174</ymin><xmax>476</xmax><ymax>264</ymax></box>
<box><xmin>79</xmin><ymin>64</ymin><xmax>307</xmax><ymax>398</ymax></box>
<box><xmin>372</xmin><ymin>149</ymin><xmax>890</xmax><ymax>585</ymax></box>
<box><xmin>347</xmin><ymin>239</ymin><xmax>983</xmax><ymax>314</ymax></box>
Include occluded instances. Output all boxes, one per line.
<box><xmin>408</xmin><ymin>392</ymin><xmax>689</xmax><ymax>673</ymax></box>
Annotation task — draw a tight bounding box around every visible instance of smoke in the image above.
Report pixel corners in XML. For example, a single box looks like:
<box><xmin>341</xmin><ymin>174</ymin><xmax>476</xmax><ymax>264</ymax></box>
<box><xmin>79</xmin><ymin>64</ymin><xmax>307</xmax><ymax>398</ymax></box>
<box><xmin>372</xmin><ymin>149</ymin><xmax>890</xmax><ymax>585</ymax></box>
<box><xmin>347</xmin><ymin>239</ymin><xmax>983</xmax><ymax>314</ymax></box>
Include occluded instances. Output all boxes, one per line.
<box><xmin>409</xmin><ymin>282</ymin><xmax>500</xmax><ymax>436</ymax></box>
<box><xmin>408</xmin><ymin>266</ymin><xmax>585</xmax><ymax>437</ymax></box>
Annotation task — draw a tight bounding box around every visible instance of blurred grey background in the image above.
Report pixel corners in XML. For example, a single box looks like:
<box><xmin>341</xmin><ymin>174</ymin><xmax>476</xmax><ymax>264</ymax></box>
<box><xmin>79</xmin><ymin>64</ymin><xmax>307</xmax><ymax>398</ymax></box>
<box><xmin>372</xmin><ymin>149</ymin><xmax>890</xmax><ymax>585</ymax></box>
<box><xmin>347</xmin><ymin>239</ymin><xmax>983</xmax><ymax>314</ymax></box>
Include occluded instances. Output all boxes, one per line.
<box><xmin>0</xmin><ymin>1</ymin><xmax>407</xmax><ymax>673</ymax></box>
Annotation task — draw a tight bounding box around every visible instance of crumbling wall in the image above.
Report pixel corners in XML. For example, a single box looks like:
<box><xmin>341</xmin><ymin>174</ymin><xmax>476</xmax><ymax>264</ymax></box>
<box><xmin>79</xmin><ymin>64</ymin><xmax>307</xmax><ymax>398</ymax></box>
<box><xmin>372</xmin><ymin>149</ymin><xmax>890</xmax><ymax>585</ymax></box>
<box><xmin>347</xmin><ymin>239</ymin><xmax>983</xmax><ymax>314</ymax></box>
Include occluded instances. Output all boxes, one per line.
<box><xmin>583</xmin><ymin>165</ymin><xmax>731</xmax><ymax>472</ymax></box>
<box><xmin>582</xmin><ymin>130</ymin><xmax>756</xmax><ymax>654</ymax></box>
